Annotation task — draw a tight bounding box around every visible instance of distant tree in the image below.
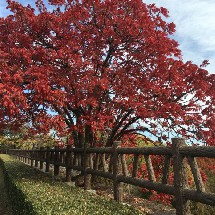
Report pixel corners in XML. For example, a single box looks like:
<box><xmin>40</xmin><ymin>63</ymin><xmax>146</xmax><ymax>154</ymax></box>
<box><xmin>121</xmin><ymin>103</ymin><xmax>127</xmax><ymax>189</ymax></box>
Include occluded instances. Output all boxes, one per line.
<box><xmin>0</xmin><ymin>0</ymin><xmax>215</xmax><ymax>147</ymax></box>
<box><xmin>0</xmin><ymin>124</ymin><xmax>56</xmax><ymax>149</ymax></box>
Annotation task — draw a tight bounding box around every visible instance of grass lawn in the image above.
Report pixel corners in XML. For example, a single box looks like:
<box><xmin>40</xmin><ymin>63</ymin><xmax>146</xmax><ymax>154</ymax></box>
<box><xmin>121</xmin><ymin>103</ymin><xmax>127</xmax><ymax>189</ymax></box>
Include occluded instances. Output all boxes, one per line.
<box><xmin>0</xmin><ymin>165</ymin><xmax>13</xmax><ymax>215</ymax></box>
<box><xmin>0</xmin><ymin>154</ymin><xmax>143</xmax><ymax>215</ymax></box>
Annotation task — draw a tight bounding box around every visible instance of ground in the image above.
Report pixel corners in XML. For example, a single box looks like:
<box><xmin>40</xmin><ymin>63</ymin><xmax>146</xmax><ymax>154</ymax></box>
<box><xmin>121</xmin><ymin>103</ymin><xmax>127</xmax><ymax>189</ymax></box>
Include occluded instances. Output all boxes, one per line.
<box><xmin>93</xmin><ymin>182</ymin><xmax>176</xmax><ymax>215</ymax></box>
<box><xmin>0</xmin><ymin>166</ymin><xmax>13</xmax><ymax>215</ymax></box>
<box><xmin>0</xmin><ymin>160</ymin><xmax>176</xmax><ymax>215</ymax></box>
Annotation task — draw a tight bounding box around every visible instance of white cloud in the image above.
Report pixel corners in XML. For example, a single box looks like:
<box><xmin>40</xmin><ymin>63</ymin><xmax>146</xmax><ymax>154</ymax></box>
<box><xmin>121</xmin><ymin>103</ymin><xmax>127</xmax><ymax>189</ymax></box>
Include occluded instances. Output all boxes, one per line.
<box><xmin>145</xmin><ymin>0</ymin><xmax>215</xmax><ymax>73</ymax></box>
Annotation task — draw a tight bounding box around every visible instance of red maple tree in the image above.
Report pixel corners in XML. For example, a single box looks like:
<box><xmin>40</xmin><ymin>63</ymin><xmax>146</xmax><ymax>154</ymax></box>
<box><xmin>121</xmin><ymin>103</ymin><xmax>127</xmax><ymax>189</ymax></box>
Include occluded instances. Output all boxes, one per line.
<box><xmin>0</xmin><ymin>0</ymin><xmax>215</xmax><ymax>147</ymax></box>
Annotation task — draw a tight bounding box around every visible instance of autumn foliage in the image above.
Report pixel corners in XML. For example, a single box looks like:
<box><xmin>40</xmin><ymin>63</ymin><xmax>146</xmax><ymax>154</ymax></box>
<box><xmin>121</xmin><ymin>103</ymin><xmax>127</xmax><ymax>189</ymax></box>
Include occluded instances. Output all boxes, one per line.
<box><xmin>0</xmin><ymin>0</ymin><xmax>215</xmax><ymax>147</ymax></box>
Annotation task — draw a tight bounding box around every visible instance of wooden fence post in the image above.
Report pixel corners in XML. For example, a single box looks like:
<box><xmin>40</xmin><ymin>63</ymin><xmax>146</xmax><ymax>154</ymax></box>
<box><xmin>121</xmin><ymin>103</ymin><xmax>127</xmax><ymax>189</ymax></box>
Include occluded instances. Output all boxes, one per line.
<box><xmin>20</xmin><ymin>151</ymin><xmax>22</xmax><ymax>161</ymax></box>
<box><xmin>65</xmin><ymin>145</ymin><xmax>72</xmax><ymax>182</ymax></box>
<box><xmin>40</xmin><ymin>147</ymin><xmax>44</xmax><ymax>170</ymax></box>
<box><xmin>172</xmin><ymin>138</ymin><xmax>191</xmax><ymax>215</ymax></box>
<box><xmin>187</xmin><ymin>156</ymin><xmax>205</xmax><ymax>192</ymax></box>
<box><xmin>30</xmin><ymin>150</ymin><xmax>34</xmax><ymax>167</ymax></box>
<box><xmin>144</xmin><ymin>155</ymin><xmax>156</xmax><ymax>182</ymax></box>
<box><xmin>121</xmin><ymin>154</ymin><xmax>128</xmax><ymax>177</ymax></box>
<box><xmin>22</xmin><ymin>152</ymin><xmax>24</xmax><ymax>162</ymax></box>
<box><xmin>162</xmin><ymin>155</ymin><xmax>171</xmax><ymax>184</ymax></box>
<box><xmin>132</xmin><ymin>154</ymin><xmax>139</xmax><ymax>177</ymax></box>
<box><xmin>35</xmin><ymin>150</ymin><xmax>38</xmax><ymax>168</ymax></box>
<box><xmin>113</xmin><ymin>141</ymin><xmax>123</xmax><ymax>202</ymax></box>
<box><xmin>45</xmin><ymin>147</ymin><xmax>50</xmax><ymax>173</ymax></box>
<box><xmin>84</xmin><ymin>142</ymin><xmax>91</xmax><ymax>190</ymax></box>
<box><xmin>27</xmin><ymin>151</ymin><xmax>31</xmax><ymax>164</ymax></box>
<box><xmin>18</xmin><ymin>151</ymin><xmax>21</xmax><ymax>161</ymax></box>
<box><xmin>59</xmin><ymin>151</ymin><xmax>64</xmax><ymax>164</ymax></box>
<box><xmin>24</xmin><ymin>151</ymin><xmax>27</xmax><ymax>163</ymax></box>
<box><xmin>54</xmin><ymin>146</ymin><xmax>60</xmax><ymax>176</ymax></box>
<box><xmin>101</xmin><ymin>153</ymin><xmax>108</xmax><ymax>172</ymax></box>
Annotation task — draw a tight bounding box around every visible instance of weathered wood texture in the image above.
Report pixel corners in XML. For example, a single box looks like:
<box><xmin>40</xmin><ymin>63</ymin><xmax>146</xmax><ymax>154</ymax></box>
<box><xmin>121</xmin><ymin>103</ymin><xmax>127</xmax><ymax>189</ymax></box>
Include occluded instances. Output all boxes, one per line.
<box><xmin>132</xmin><ymin>154</ymin><xmax>139</xmax><ymax>177</ymax></box>
<box><xmin>112</xmin><ymin>141</ymin><xmax>123</xmax><ymax>202</ymax></box>
<box><xmin>45</xmin><ymin>147</ymin><xmax>50</xmax><ymax>172</ymax></box>
<box><xmin>144</xmin><ymin>155</ymin><xmax>156</xmax><ymax>182</ymax></box>
<box><xmin>172</xmin><ymin>138</ymin><xmax>191</xmax><ymax>215</ymax></box>
<box><xmin>65</xmin><ymin>145</ymin><xmax>72</xmax><ymax>182</ymax></box>
<box><xmin>54</xmin><ymin>146</ymin><xmax>60</xmax><ymax>176</ymax></box>
<box><xmin>8</xmin><ymin>138</ymin><xmax>215</xmax><ymax>215</ymax></box>
<box><xmin>162</xmin><ymin>155</ymin><xmax>171</xmax><ymax>184</ymax></box>
<box><xmin>188</xmin><ymin>156</ymin><xmax>205</xmax><ymax>192</ymax></box>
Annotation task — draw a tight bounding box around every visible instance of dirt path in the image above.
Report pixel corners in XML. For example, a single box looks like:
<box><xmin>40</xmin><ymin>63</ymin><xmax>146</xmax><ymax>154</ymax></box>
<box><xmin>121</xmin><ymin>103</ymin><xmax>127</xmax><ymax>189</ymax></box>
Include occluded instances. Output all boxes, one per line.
<box><xmin>0</xmin><ymin>166</ymin><xmax>13</xmax><ymax>215</ymax></box>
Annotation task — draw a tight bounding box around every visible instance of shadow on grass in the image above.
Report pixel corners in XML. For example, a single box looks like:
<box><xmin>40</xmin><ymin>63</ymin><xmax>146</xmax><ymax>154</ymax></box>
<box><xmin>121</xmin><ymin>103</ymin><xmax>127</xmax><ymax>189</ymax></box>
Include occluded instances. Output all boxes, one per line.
<box><xmin>0</xmin><ymin>158</ymin><xmax>49</xmax><ymax>215</ymax></box>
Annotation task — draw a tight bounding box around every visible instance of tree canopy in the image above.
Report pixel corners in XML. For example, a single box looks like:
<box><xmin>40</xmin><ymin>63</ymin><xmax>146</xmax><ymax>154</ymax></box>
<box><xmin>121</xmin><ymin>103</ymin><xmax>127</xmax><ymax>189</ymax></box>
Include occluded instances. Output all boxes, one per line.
<box><xmin>0</xmin><ymin>0</ymin><xmax>215</xmax><ymax>146</ymax></box>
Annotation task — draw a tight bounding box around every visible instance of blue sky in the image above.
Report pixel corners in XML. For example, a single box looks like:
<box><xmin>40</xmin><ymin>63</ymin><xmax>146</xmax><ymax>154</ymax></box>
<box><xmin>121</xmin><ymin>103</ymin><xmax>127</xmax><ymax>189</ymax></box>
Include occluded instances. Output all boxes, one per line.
<box><xmin>1</xmin><ymin>0</ymin><xmax>215</xmax><ymax>74</ymax></box>
<box><xmin>145</xmin><ymin>0</ymin><xmax>215</xmax><ymax>74</ymax></box>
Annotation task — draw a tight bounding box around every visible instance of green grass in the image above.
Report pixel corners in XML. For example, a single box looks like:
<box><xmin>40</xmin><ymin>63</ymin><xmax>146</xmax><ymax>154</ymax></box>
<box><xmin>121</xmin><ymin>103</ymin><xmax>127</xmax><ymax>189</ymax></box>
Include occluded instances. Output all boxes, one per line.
<box><xmin>0</xmin><ymin>154</ymin><xmax>143</xmax><ymax>215</ymax></box>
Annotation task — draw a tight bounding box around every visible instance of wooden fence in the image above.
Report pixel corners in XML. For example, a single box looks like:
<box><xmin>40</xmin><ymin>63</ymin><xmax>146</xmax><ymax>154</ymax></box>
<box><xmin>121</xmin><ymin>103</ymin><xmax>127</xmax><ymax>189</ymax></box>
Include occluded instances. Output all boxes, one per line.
<box><xmin>8</xmin><ymin>138</ymin><xmax>215</xmax><ymax>215</ymax></box>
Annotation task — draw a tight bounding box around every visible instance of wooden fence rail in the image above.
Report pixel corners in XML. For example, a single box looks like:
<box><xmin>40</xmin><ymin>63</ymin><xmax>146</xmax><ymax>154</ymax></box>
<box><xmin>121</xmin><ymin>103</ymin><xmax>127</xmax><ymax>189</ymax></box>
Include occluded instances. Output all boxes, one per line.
<box><xmin>7</xmin><ymin>138</ymin><xmax>215</xmax><ymax>215</ymax></box>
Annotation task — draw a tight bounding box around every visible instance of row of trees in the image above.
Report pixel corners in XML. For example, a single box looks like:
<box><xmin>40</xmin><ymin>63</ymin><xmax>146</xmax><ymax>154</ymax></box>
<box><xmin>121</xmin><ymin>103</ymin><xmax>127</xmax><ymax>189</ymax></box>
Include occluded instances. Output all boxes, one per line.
<box><xmin>0</xmin><ymin>0</ymin><xmax>215</xmax><ymax>147</ymax></box>
<box><xmin>0</xmin><ymin>125</ymin><xmax>56</xmax><ymax>150</ymax></box>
